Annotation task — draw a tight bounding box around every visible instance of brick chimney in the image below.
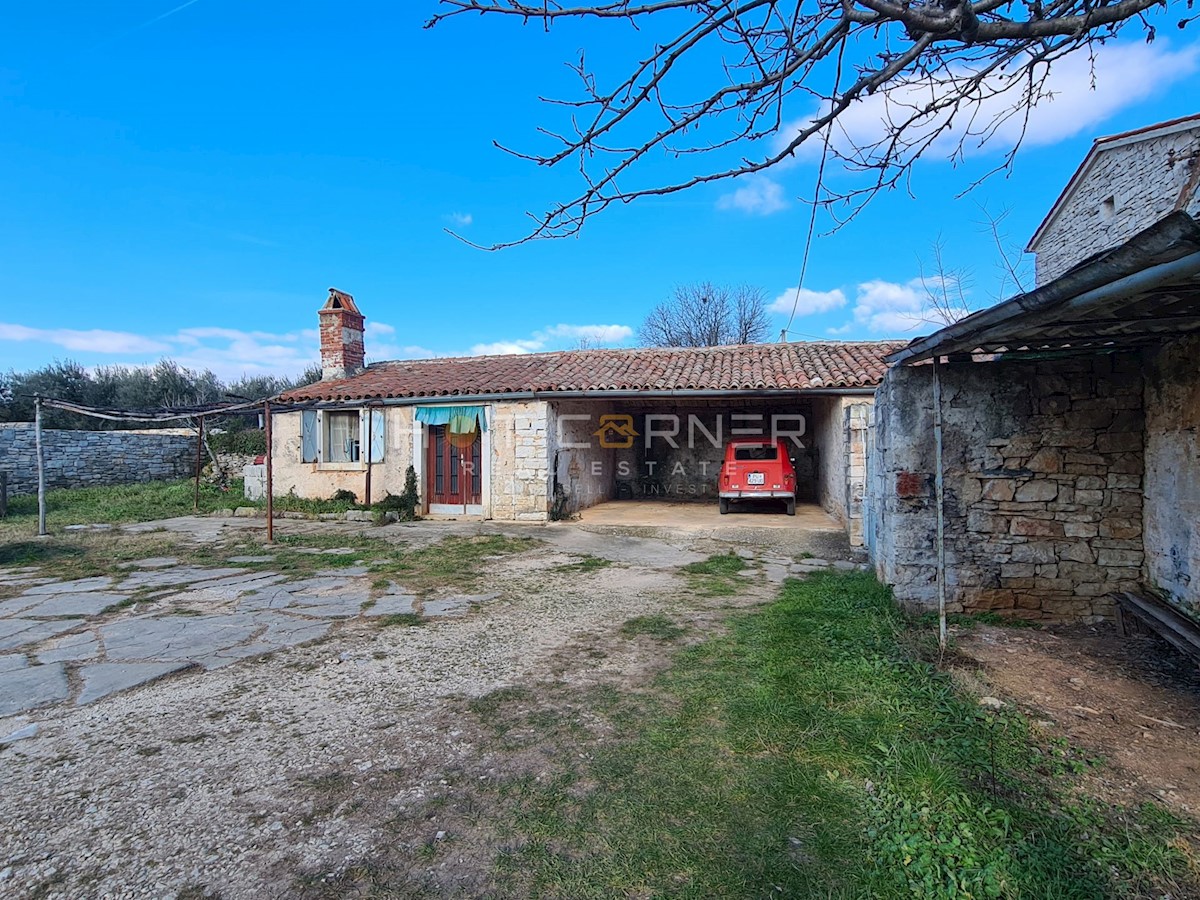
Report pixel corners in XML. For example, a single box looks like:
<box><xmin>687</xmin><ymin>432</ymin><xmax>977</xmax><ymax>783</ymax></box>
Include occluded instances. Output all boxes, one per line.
<box><xmin>319</xmin><ymin>288</ymin><xmax>366</xmax><ymax>380</ymax></box>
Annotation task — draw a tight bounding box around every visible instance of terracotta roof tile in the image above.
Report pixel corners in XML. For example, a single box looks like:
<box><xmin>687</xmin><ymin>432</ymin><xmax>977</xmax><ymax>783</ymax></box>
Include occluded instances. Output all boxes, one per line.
<box><xmin>278</xmin><ymin>341</ymin><xmax>904</xmax><ymax>403</ymax></box>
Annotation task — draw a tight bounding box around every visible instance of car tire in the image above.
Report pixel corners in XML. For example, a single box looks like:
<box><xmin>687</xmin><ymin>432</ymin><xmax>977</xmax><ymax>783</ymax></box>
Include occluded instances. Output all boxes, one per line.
<box><xmin>719</xmin><ymin>498</ymin><xmax>730</xmax><ymax>515</ymax></box>
<box><xmin>785</xmin><ymin>498</ymin><xmax>796</xmax><ymax>517</ymax></box>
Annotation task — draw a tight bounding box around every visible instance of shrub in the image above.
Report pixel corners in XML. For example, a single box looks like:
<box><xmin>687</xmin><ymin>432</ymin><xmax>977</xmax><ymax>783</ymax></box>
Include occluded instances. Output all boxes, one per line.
<box><xmin>376</xmin><ymin>466</ymin><xmax>420</xmax><ymax>521</ymax></box>
<box><xmin>331</xmin><ymin>489</ymin><xmax>358</xmax><ymax>504</ymax></box>
<box><xmin>208</xmin><ymin>428</ymin><xmax>267</xmax><ymax>456</ymax></box>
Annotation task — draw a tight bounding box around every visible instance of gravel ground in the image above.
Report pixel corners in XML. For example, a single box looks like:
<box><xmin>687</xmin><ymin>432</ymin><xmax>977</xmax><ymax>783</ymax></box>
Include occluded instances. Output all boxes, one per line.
<box><xmin>0</xmin><ymin>518</ymin><xmax>814</xmax><ymax>899</ymax></box>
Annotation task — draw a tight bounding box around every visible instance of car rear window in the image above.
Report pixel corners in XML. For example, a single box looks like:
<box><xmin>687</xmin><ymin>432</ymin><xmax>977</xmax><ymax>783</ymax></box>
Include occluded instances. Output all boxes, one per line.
<box><xmin>733</xmin><ymin>445</ymin><xmax>777</xmax><ymax>461</ymax></box>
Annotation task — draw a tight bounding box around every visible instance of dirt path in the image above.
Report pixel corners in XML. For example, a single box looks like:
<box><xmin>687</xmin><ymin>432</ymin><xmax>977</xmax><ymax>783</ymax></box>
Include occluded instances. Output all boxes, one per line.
<box><xmin>0</xmin><ymin>523</ymin><xmax>782</xmax><ymax>899</ymax></box>
<box><xmin>956</xmin><ymin>622</ymin><xmax>1200</xmax><ymax>816</ymax></box>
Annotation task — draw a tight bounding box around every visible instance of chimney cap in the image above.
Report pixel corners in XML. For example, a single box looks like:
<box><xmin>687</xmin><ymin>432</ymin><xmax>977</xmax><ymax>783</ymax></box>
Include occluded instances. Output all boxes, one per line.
<box><xmin>323</xmin><ymin>288</ymin><xmax>362</xmax><ymax>315</ymax></box>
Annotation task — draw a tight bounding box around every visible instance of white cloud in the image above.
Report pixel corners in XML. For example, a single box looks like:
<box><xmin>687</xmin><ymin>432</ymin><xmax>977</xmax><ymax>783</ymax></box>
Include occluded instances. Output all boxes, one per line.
<box><xmin>780</xmin><ymin>40</ymin><xmax>1199</xmax><ymax>163</ymax></box>
<box><xmin>536</xmin><ymin>323</ymin><xmax>634</xmax><ymax>344</ymax></box>
<box><xmin>471</xmin><ymin>322</ymin><xmax>635</xmax><ymax>356</ymax></box>
<box><xmin>0</xmin><ymin>323</ymin><xmax>170</xmax><ymax>354</ymax></box>
<box><xmin>444</xmin><ymin>212</ymin><xmax>473</xmax><ymax>227</ymax></box>
<box><xmin>826</xmin><ymin>323</ymin><xmax>853</xmax><ymax>336</ymax></box>
<box><xmin>769</xmin><ymin>287</ymin><xmax>847</xmax><ymax>316</ymax></box>
<box><xmin>470</xmin><ymin>340</ymin><xmax>543</xmax><ymax>356</ymax></box>
<box><xmin>716</xmin><ymin>176</ymin><xmax>788</xmax><ymax>215</ymax></box>
<box><xmin>852</xmin><ymin>277</ymin><xmax>970</xmax><ymax>334</ymax></box>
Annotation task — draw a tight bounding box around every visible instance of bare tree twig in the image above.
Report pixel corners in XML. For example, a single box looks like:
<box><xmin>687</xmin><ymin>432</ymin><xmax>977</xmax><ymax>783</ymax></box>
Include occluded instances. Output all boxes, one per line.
<box><xmin>427</xmin><ymin>0</ymin><xmax>1180</xmax><ymax>248</ymax></box>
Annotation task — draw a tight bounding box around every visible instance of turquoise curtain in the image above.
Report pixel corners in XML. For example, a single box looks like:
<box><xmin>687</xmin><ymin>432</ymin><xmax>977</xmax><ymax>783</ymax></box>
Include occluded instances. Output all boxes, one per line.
<box><xmin>414</xmin><ymin>405</ymin><xmax>488</xmax><ymax>434</ymax></box>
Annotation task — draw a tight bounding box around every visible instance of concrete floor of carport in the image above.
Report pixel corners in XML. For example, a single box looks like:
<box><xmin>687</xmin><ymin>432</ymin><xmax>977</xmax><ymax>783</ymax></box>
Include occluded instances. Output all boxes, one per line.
<box><xmin>578</xmin><ymin>499</ymin><xmax>840</xmax><ymax>531</ymax></box>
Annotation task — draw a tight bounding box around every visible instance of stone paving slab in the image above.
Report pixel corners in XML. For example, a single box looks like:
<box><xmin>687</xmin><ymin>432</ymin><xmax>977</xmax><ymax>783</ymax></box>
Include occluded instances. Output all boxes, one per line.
<box><xmin>0</xmin><ymin>662</ymin><xmax>69</xmax><ymax>716</ymax></box>
<box><xmin>0</xmin><ymin>654</ymin><xmax>29</xmax><ymax>674</ymax></box>
<box><xmin>118</xmin><ymin>567</ymin><xmax>246</xmax><ymax>590</ymax></box>
<box><xmin>120</xmin><ymin>557</ymin><xmax>180</xmax><ymax>569</ymax></box>
<box><xmin>36</xmin><ymin>631</ymin><xmax>101</xmax><ymax>664</ymax></box>
<box><xmin>19</xmin><ymin>592</ymin><xmax>129</xmax><ymax>618</ymax></box>
<box><xmin>100</xmin><ymin>615</ymin><xmax>261</xmax><ymax>662</ymax></box>
<box><xmin>0</xmin><ymin>619</ymin><xmax>85</xmax><ymax>652</ymax></box>
<box><xmin>21</xmin><ymin>576</ymin><xmax>114</xmax><ymax>596</ymax></box>
<box><xmin>76</xmin><ymin>662</ymin><xmax>195</xmax><ymax>705</ymax></box>
<box><xmin>363</xmin><ymin>595</ymin><xmax>419</xmax><ymax>616</ymax></box>
<box><xmin>228</xmin><ymin>555</ymin><xmax>275</xmax><ymax>563</ymax></box>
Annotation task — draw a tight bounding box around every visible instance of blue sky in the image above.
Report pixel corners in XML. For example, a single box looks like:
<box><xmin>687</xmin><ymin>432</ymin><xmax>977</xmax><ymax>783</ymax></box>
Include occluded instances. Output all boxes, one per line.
<box><xmin>1</xmin><ymin>2</ymin><xmax>1197</xmax><ymax>379</ymax></box>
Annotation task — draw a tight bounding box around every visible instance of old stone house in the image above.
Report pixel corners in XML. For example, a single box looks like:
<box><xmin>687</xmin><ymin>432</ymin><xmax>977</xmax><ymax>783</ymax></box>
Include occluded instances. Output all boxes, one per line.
<box><xmin>273</xmin><ymin>290</ymin><xmax>902</xmax><ymax>539</ymax></box>
<box><xmin>869</xmin><ymin>115</ymin><xmax>1200</xmax><ymax>621</ymax></box>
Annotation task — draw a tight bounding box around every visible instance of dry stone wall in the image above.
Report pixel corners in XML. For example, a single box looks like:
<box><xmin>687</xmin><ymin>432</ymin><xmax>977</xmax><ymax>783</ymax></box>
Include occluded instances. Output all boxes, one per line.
<box><xmin>869</xmin><ymin>352</ymin><xmax>1145</xmax><ymax>621</ymax></box>
<box><xmin>0</xmin><ymin>424</ymin><xmax>199</xmax><ymax>497</ymax></box>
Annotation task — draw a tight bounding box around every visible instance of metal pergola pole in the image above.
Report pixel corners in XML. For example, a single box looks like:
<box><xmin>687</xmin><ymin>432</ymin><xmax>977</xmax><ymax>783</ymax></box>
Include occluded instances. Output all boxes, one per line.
<box><xmin>34</xmin><ymin>397</ymin><xmax>47</xmax><ymax>537</ymax></box>
<box><xmin>932</xmin><ymin>357</ymin><xmax>947</xmax><ymax>653</ymax></box>
<box><xmin>264</xmin><ymin>400</ymin><xmax>274</xmax><ymax>544</ymax></box>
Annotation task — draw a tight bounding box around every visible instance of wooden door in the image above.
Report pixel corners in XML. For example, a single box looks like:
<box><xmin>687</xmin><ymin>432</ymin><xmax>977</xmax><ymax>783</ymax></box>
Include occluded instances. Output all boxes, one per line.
<box><xmin>427</xmin><ymin>425</ymin><xmax>482</xmax><ymax>507</ymax></box>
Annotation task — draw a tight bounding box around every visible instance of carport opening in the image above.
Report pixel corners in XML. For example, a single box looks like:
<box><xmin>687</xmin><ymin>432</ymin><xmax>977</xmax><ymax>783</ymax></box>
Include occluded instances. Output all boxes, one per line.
<box><xmin>549</xmin><ymin>396</ymin><xmax>855</xmax><ymax>524</ymax></box>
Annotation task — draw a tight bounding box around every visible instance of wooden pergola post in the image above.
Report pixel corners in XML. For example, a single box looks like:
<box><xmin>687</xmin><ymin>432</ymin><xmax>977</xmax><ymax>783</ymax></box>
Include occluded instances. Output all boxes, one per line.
<box><xmin>193</xmin><ymin>416</ymin><xmax>205</xmax><ymax>512</ymax></box>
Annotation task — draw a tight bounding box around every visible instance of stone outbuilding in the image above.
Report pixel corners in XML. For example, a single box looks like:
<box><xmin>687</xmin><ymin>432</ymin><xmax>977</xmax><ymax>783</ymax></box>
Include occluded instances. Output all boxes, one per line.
<box><xmin>273</xmin><ymin>291</ymin><xmax>901</xmax><ymax>539</ymax></box>
<box><xmin>869</xmin><ymin>115</ymin><xmax>1200</xmax><ymax>622</ymax></box>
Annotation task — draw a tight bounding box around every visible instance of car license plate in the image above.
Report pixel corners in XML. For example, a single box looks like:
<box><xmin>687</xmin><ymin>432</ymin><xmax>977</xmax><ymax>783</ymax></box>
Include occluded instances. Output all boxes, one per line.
<box><xmin>747</xmin><ymin>472</ymin><xmax>765</xmax><ymax>485</ymax></box>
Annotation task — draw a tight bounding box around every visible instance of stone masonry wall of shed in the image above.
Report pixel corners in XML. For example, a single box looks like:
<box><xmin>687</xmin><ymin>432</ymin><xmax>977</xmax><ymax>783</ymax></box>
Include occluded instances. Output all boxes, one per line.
<box><xmin>1143</xmin><ymin>334</ymin><xmax>1200</xmax><ymax>613</ymax></box>
<box><xmin>869</xmin><ymin>353</ymin><xmax>1145</xmax><ymax>621</ymax></box>
<box><xmin>811</xmin><ymin>396</ymin><xmax>873</xmax><ymax>545</ymax></box>
<box><xmin>0</xmin><ymin>424</ymin><xmax>199</xmax><ymax>496</ymax></box>
<box><xmin>1033</xmin><ymin>124</ymin><xmax>1200</xmax><ymax>285</ymax></box>
<box><xmin>490</xmin><ymin>400</ymin><xmax>552</xmax><ymax>522</ymax></box>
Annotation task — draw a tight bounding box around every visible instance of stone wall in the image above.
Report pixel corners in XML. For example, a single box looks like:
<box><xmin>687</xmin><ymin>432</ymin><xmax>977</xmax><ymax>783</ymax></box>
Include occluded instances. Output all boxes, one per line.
<box><xmin>811</xmin><ymin>396</ymin><xmax>872</xmax><ymax>544</ymax></box>
<box><xmin>490</xmin><ymin>401</ymin><xmax>551</xmax><ymax>522</ymax></box>
<box><xmin>548</xmin><ymin>401</ymin><xmax>618</xmax><ymax>516</ymax></box>
<box><xmin>1031</xmin><ymin>123</ymin><xmax>1200</xmax><ymax>285</ymax></box>
<box><xmin>869</xmin><ymin>352</ymin><xmax>1145</xmax><ymax>621</ymax></box>
<box><xmin>0</xmin><ymin>424</ymin><xmax>199</xmax><ymax>496</ymax></box>
<box><xmin>1143</xmin><ymin>334</ymin><xmax>1200</xmax><ymax>614</ymax></box>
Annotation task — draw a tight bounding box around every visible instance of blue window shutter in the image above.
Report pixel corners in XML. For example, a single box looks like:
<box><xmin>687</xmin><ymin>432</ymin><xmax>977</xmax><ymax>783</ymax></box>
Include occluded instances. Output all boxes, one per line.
<box><xmin>301</xmin><ymin>411</ymin><xmax>318</xmax><ymax>462</ymax></box>
<box><xmin>370</xmin><ymin>409</ymin><xmax>386</xmax><ymax>462</ymax></box>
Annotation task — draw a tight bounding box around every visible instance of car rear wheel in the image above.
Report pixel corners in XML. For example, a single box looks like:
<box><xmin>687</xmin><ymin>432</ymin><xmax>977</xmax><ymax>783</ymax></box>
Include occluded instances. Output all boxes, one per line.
<box><xmin>785</xmin><ymin>498</ymin><xmax>796</xmax><ymax>516</ymax></box>
<box><xmin>719</xmin><ymin>498</ymin><xmax>730</xmax><ymax>515</ymax></box>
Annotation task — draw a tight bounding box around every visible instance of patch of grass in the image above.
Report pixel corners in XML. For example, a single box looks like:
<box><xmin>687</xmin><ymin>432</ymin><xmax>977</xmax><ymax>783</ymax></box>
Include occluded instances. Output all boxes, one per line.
<box><xmin>376</xmin><ymin>613</ymin><xmax>425</xmax><ymax>628</ymax></box>
<box><xmin>619</xmin><ymin>614</ymin><xmax>686</xmax><ymax>641</ymax></box>
<box><xmin>681</xmin><ymin>551</ymin><xmax>749</xmax><ymax>597</ymax></box>
<box><xmin>468</xmin><ymin>685</ymin><xmax>535</xmax><ymax>721</ymax></box>
<box><xmin>488</xmin><ymin>572</ymin><xmax>1199</xmax><ymax>898</ymax></box>
<box><xmin>0</xmin><ymin>478</ymin><xmax>245</xmax><ymax>543</ymax></box>
<box><xmin>681</xmin><ymin>551</ymin><xmax>748</xmax><ymax>576</ymax></box>
<box><xmin>552</xmin><ymin>555</ymin><xmax>613</xmax><ymax>573</ymax></box>
<box><xmin>923</xmin><ymin>609</ymin><xmax>1044</xmax><ymax>630</ymax></box>
<box><xmin>369</xmin><ymin>533</ymin><xmax>539</xmax><ymax>597</ymax></box>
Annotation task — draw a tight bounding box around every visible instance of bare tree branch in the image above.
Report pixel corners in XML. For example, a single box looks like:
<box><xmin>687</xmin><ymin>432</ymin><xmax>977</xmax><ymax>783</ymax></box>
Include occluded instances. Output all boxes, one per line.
<box><xmin>428</xmin><ymin>0</ymin><xmax>1180</xmax><ymax>248</ymax></box>
<box><xmin>640</xmin><ymin>282</ymin><xmax>772</xmax><ymax>346</ymax></box>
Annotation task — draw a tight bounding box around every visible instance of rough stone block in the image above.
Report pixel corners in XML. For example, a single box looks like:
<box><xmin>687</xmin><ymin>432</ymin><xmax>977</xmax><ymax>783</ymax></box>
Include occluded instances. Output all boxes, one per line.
<box><xmin>1015</xmin><ymin>480</ymin><xmax>1058</xmax><ymax>502</ymax></box>
<box><xmin>1095</xmin><ymin>432</ymin><xmax>1142</xmax><ymax>453</ymax></box>
<box><xmin>1010</xmin><ymin>542</ymin><xmax>1057</xmax><ymax>564</ymax></box>
<box><xmin>980</xmin><ymin>479</ymin><xmax>1015</xmax><ymax>502</ymax></box>
<box><xmin>1096</xmin><ymin>548</ymin><xmax>1144</xmax><ymax>567</ymax></box>
<box><xmin>1010</xmin><ymin>518</ymin><xmax>1064</xmax><ymax>537</ymax></box>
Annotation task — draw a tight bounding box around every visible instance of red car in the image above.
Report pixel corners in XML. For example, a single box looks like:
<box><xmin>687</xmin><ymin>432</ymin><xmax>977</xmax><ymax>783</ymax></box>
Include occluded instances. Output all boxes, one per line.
<box><xmin>718</xmin><ymin>437</ymin><xmax>797</xmax><ymax>516</ymax></box>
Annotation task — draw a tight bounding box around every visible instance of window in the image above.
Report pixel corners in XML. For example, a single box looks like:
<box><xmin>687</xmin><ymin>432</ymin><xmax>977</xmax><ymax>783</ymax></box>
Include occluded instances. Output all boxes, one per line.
<box><xmin>735</xmin><ymin>445</ymin><xmax>777</xmax><ymax>461</ymax></box>
<box><xmin>324</xmin><ymin>411</ymin><xmax>360</xmax><ymax>463</ymax></box>
<box><xmin>1100</xmin><ymin>195</ymin><xmax>1117</xmax><ymax>221</ymax></box>
<box><xmin>298</xmin><ymin>409</ymin><xmax>385</xmax><ymax>464</ymax></box>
